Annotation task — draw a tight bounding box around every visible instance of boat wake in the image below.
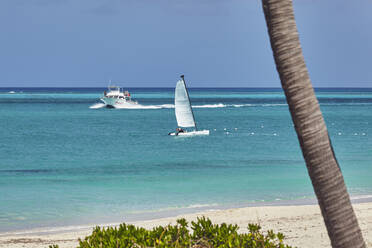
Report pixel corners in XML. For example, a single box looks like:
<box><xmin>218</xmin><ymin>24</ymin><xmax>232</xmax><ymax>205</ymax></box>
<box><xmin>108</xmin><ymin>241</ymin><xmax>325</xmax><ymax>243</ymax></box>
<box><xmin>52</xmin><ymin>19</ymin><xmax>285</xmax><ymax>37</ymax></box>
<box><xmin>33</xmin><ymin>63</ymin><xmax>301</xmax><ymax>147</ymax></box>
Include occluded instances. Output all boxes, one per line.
<box><xmin>115</xmin><ymin>104</ymin><xmax>174</xmax><ymax>109</ymax></box>
<box><xmin>193</xmin><ymin>103</ymin><xmax>287</xmax><ymax>108</ymax></box>
<box><xmin>114</xmin><ymin>104</ymin><xmax>174</xmax><ymax>109</ymax></box>
<box><xmin>193</xmin><ymin>103</ymin><xmax>226</xmax><ymax>108</ymax></box>
<box><xmin>89</xmin><ymin>103</ymin><xmax>174</xmax><ymax>109</ymax></box>
<box><xmin>89</xmin><ymin>103</ymin><xmax>106</xmax><ymax>109</ymax></box>
<box><xmin>89</xmin><ymin>103</ymin><xmax>286</xmax><ymax>109</ymax></box>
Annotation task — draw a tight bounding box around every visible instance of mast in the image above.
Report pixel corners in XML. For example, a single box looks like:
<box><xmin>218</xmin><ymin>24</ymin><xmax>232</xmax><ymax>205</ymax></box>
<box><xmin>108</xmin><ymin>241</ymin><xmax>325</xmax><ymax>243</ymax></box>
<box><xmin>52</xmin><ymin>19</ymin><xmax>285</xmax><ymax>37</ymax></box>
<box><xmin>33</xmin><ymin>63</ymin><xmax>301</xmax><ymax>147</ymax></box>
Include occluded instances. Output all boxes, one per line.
<box><xmin>180</xmin><ymin>75</ymin><xmax>197</xmax><ymax>131</ymax></box>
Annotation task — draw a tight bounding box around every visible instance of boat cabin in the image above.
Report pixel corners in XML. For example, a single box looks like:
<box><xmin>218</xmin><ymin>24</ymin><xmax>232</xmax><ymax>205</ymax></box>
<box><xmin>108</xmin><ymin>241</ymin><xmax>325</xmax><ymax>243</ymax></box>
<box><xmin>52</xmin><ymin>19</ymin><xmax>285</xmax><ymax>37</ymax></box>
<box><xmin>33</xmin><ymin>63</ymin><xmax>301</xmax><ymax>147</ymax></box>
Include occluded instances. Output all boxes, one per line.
<box><xmin>104</xmin><ymin>86</ymin><xmax>131</xmax><ymax>100</ymax></box>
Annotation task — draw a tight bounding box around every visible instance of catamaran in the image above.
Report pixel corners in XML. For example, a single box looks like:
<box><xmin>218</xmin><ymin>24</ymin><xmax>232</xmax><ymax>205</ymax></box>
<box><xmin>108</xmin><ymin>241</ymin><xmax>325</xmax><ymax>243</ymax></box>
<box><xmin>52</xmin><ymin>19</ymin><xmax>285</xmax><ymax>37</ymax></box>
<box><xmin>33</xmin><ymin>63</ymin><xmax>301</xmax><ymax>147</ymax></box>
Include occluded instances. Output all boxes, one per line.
<box><xmin>100</xmin><ymin>85</ymin><xmax>138</xmax><ymax>108</ymax></box>
<box><xmin>168</xmin><ymin>75</ymin><xmax>209</xmax><ymax>136</ymax></box>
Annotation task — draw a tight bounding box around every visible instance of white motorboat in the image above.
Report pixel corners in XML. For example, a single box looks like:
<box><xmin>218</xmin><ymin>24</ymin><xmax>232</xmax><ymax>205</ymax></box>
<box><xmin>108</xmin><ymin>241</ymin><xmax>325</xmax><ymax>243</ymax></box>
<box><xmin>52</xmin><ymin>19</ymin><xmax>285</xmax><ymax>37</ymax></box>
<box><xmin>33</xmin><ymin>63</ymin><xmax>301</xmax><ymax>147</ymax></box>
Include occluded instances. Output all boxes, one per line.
<box><xmin>100</xmin><ymin>85</ymin><xmax>138</xmax><ymax>108</ymax></box>
<box><xmin>168</xmin><ymin>75</ymin><xmax>209</xmax><ymax>136</ymax></box>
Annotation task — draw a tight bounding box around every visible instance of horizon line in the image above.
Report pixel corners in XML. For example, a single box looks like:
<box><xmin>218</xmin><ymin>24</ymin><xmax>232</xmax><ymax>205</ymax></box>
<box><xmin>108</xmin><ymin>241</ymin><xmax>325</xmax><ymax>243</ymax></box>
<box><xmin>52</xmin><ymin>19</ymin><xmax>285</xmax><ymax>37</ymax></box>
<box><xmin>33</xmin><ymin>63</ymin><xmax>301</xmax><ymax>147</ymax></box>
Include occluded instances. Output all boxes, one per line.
<box><xmin>0</xmin><ymin>86</ymin><xmax>372</xmax><ymax>89</ymax></box>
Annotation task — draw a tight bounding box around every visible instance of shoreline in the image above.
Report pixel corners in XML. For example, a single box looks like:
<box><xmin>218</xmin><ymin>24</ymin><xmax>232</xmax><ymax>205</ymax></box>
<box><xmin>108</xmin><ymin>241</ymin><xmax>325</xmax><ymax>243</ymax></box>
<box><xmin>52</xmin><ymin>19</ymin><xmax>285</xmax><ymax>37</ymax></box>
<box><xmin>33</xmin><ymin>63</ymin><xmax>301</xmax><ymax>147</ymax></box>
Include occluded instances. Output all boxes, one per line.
<box><xmin>1</xmin><ymin>194</ymin><xmax>371</xmax><ymax>236</ymax></box>
<box><xmin>0</xmin><ymin>201</ymin><xmax>371</xmax><ymax>248</ymax></box>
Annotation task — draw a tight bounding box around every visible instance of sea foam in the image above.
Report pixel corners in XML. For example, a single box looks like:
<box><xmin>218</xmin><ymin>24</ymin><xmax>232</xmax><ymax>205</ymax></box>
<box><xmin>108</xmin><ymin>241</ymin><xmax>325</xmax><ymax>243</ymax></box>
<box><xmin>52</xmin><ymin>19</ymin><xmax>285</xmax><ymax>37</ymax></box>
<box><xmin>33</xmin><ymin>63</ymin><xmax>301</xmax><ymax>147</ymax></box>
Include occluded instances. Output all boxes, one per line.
<box><xmin>89</xmin><ymin>103</ymin><xmax>261</xmax><ymax>109</ymax></box>
<box><xmin>89</xmin><ymin>103</ymin><xmax>106</xmax><ymax>109</ymax></box>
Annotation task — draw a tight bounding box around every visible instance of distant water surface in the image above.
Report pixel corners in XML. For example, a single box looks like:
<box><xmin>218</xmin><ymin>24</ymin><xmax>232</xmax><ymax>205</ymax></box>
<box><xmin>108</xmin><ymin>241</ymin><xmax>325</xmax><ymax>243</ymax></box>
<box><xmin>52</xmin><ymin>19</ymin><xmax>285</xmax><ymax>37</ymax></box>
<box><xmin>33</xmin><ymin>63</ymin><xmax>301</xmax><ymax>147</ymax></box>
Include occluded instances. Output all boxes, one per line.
<box><xmin>0</xmin><ymin>87</ymin><xmax>371</xmax><ymax>232</ymax></box>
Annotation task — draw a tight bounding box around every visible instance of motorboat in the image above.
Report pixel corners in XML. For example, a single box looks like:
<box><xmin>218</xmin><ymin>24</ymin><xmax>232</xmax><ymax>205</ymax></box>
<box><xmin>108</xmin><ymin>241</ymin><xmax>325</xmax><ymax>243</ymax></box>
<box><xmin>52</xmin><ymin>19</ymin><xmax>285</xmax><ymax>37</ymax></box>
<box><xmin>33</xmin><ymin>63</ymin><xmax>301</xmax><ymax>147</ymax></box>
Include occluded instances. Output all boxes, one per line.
<box><xmin>100</xmin><ymin>85</ymin><xmax>137</xmax><ymax>108</ymax></box>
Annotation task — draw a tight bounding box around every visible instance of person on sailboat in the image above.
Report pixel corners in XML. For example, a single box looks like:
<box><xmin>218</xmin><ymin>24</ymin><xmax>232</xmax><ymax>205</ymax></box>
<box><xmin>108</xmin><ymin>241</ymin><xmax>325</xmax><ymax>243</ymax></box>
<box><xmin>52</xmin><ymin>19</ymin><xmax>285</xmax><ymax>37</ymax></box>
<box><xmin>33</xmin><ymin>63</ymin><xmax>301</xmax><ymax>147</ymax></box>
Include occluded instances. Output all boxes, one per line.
<box><xmin>168</xmin><ymin>128</ymin><xmax>184</xmax><ymax>135</ymax></box>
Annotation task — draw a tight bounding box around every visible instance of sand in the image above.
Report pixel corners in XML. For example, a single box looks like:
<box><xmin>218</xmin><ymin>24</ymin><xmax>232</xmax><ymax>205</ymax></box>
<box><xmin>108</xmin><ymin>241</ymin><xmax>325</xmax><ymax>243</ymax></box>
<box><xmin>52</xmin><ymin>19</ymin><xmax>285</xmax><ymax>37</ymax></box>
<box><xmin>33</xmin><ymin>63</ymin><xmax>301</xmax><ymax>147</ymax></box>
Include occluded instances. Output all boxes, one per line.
<box><xmin>0</xmin><ymin>202</ymin><xmax>371</xmax><ymax>248</ymax></box>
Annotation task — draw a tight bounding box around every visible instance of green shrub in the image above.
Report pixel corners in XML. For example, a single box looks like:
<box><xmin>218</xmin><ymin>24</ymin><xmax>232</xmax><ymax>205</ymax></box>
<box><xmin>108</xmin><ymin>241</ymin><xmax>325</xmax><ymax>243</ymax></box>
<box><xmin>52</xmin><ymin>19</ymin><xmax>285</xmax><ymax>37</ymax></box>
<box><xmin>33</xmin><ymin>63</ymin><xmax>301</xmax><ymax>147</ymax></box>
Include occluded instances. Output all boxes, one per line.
<box><xmin>57</xmin><ymin>217</ymin><xmax>293</xmax><ymax>248</ymax></box>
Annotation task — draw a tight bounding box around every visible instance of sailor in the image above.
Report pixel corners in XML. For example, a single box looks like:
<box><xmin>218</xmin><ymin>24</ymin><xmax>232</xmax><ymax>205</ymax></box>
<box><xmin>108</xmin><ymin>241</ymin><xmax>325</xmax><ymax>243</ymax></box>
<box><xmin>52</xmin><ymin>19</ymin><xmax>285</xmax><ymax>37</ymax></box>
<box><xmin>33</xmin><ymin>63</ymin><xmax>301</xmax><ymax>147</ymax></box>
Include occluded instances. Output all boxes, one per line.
<box><xmin>168</xmin><ymin>128</ymin><xmax>183</xmax><ymax>136</ymax></box>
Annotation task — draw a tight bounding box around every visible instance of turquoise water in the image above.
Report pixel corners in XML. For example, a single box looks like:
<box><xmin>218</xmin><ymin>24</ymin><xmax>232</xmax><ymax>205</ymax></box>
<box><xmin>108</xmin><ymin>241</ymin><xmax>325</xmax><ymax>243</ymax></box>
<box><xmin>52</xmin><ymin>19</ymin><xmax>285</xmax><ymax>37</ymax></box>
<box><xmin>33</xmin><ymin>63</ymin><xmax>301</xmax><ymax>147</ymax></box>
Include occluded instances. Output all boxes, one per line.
<box><xmin>0</xmin><ymin>88</ymin><xmax>371</xmax><ymax>232</ymax></box>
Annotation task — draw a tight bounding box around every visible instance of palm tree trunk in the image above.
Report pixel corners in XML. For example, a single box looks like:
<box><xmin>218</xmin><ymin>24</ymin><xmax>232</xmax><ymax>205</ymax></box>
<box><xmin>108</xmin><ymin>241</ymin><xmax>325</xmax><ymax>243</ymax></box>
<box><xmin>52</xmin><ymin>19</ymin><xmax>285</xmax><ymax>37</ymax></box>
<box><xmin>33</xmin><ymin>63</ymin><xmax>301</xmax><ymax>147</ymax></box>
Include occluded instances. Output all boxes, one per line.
<box><xmin>261</xmin><ymin>0</ymin><xmax>365</xmax><ymax>247</ymax></box>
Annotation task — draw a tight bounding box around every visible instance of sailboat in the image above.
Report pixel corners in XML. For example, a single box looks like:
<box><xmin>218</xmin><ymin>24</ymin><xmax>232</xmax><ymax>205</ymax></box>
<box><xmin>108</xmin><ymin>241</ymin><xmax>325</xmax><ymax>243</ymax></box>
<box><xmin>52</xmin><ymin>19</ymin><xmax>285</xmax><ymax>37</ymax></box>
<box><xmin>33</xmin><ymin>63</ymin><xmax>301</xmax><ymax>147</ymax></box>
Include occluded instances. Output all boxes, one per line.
<box><xmin>168</xmin><ymin>75</ymin><xmax>209</xmax><ymax>136</ymax></box>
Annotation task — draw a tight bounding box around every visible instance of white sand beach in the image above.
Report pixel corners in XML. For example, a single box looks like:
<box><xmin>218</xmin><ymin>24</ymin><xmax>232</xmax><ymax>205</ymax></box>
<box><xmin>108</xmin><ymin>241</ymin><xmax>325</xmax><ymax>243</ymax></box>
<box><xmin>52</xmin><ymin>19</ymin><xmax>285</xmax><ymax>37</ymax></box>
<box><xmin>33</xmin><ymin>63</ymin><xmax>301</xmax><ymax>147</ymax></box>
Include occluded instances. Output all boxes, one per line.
<box><xmin>0</xmin><ymin>202</ymin><xmax>371</xmax><ymax>248</ymax></box>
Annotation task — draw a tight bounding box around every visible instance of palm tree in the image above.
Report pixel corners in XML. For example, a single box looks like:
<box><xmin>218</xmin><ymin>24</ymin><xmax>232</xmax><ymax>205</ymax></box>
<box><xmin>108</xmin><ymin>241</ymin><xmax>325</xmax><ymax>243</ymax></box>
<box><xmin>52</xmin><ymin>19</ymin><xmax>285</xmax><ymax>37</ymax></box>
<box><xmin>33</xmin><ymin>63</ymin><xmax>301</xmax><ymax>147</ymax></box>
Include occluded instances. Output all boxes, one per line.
<box><xmin>260</xmin><ymin>0</ymin><xmax>365</xmax><ymax>247</ymax></box>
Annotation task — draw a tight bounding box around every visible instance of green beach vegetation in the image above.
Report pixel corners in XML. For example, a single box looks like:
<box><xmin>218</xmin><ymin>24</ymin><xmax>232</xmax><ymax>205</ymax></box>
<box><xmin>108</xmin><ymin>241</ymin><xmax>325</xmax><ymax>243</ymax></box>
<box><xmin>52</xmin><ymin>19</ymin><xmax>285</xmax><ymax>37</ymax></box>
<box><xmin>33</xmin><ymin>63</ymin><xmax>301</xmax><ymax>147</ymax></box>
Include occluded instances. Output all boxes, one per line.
<box><xmin>49</xmin><ymin>217</ymin><xmax>292</xmax><ymax>248</ymax></box>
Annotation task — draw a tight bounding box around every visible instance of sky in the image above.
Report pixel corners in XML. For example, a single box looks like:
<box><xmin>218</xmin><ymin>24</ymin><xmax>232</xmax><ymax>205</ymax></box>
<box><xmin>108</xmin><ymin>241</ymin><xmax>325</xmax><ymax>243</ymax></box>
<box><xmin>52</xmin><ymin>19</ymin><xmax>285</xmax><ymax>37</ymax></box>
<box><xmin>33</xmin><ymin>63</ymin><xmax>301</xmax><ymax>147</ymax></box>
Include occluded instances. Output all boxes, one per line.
<box><xmin>0</xmin><ymin>0</ymin><xmax>372</xmax><ymax>88</ymax></box>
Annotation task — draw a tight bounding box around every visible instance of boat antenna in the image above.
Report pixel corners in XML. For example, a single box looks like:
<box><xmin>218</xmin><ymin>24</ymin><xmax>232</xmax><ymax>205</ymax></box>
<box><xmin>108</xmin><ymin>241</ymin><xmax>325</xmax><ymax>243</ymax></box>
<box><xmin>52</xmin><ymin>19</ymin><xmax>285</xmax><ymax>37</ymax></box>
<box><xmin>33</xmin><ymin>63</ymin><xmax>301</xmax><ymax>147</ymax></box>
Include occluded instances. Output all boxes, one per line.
<box><xmin>181</xmin><ymin>75</ymin><xmax>197</xmax><ymax>131</ymax></box>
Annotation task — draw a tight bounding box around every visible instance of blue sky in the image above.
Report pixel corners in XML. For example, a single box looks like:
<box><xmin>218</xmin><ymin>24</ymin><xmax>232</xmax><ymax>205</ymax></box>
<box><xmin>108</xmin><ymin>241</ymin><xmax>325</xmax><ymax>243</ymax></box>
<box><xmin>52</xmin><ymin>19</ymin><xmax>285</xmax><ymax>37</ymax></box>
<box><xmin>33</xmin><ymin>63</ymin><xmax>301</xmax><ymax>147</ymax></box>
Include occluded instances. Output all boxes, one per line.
<box><xmin>0</xmin><ymin>0</ymin><xmax>372</xmax><ymax>87</ymax></box>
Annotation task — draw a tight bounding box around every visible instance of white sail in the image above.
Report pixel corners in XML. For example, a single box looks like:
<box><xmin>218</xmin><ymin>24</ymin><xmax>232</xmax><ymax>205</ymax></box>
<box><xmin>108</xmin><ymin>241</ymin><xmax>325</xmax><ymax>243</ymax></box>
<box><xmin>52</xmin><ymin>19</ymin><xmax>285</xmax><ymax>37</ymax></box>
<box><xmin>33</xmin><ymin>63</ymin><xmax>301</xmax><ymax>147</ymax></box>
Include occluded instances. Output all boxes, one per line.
<box><xmin>175</xmin><ymin>79</ymin><xmax>195</xmax><ymax>128</ymax></box>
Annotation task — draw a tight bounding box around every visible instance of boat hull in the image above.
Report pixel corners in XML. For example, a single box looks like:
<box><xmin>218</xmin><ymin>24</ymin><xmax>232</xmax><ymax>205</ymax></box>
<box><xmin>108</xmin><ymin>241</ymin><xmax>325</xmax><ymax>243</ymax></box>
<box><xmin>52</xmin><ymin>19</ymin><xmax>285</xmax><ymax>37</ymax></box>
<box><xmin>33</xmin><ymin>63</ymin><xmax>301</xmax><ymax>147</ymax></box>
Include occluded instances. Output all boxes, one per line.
<box><xmin>169</xmin><ymin>130</ymin><xmax>210</xmax><ymax>136</ymax></box>
<box><xmin>101</xmin><ymin>97</ymin><xmax>138</xmax><ymax>108</ymax></box>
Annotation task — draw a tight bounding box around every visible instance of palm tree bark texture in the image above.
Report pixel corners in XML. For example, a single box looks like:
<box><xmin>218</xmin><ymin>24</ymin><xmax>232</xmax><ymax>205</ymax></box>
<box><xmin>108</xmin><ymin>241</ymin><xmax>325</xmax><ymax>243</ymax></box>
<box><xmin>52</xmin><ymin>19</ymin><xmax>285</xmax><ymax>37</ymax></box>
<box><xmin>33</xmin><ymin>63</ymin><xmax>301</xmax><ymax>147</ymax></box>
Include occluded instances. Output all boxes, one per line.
<box><xmin>261</xmin><ymin>0</ymin><xmax>366</xmax><ymax>247</ymax></box>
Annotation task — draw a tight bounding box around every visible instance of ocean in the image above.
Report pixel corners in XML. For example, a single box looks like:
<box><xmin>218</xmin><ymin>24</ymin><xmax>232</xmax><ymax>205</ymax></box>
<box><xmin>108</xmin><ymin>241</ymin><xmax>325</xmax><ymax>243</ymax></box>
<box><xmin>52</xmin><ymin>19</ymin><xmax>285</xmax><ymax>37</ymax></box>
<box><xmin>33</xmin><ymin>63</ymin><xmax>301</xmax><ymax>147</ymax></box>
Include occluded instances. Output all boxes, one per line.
<box><xmin>0</xmin><ymin>87</ymin><xmax>371</xmax><ymax>232</ymax></box>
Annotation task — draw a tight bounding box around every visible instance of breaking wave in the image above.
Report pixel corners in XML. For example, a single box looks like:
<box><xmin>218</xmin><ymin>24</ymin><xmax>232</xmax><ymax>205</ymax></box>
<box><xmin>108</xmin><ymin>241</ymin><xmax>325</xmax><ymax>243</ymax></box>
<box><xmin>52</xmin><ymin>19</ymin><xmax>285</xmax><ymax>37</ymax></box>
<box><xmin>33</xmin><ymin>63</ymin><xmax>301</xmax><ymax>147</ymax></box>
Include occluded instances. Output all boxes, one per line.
<box><xmin>350</xmin><ymin>194</ymin><xmax>372</xmax><ymax>200</ymax></box>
